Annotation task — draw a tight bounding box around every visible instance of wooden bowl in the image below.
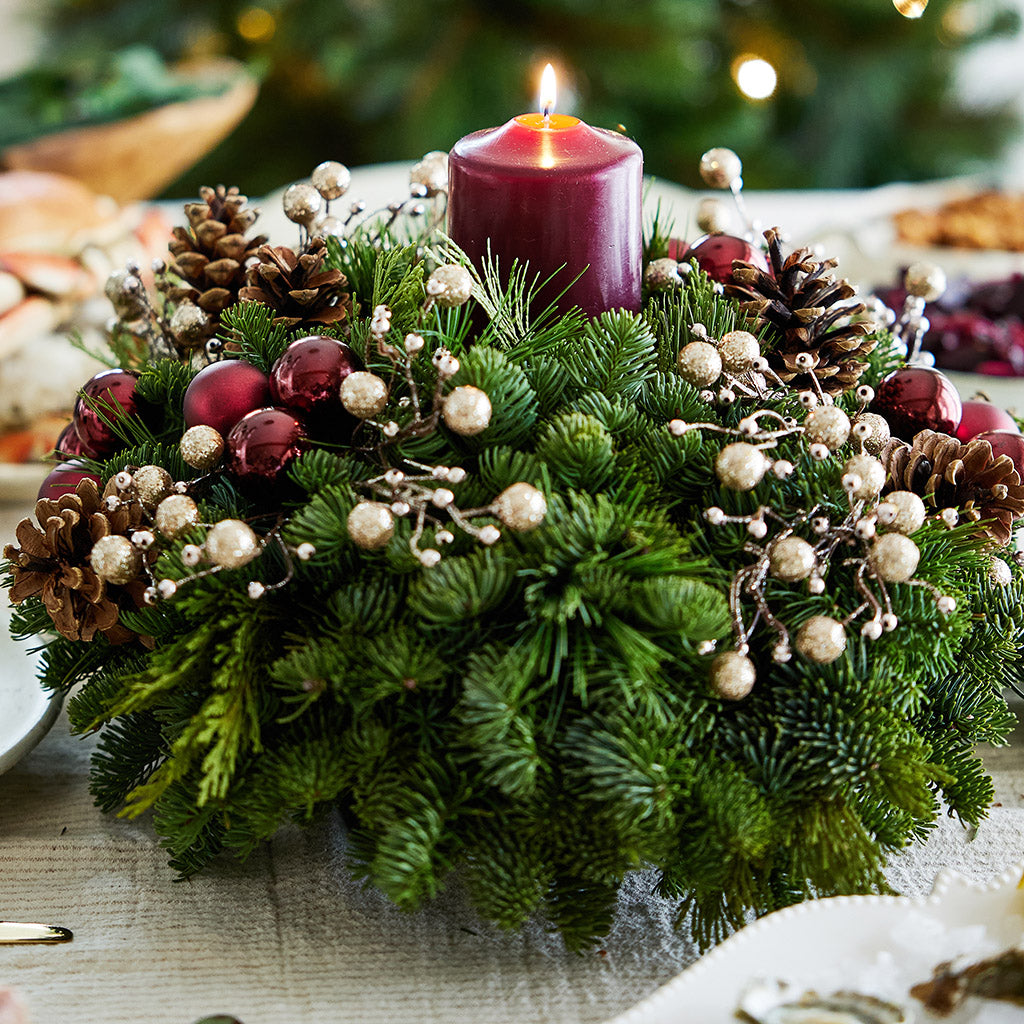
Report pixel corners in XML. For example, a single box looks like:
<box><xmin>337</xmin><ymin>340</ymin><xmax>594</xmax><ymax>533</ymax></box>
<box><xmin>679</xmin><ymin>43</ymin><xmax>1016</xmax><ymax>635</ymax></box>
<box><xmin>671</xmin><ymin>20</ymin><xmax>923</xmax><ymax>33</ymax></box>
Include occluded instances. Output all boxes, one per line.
<box><xmin>0</xmin><ymin>58</ymin><xmax>258</xmax><ymax>201</ymax></box>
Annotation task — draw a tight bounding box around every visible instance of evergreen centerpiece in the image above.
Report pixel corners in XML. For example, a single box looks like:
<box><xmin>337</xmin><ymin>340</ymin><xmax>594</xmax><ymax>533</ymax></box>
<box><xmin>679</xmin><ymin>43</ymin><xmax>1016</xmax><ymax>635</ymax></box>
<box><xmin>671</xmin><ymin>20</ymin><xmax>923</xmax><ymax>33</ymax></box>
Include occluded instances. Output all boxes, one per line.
<box><xmin>4</xmin><ymin>155</ymin><xmax>1024</xmax><ymax>952</ymax></box>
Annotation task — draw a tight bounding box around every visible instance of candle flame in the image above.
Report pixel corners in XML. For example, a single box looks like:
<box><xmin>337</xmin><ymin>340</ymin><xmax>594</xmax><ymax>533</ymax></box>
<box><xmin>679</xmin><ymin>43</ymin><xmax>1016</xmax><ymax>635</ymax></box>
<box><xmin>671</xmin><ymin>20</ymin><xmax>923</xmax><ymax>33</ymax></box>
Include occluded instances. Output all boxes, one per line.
<box><xmin>539</xmin><ymin>63</ymin><xmax>557</xmax><ymax>118</ymax></box>
<box><xmin>893</xmin><ymin>0</ymin><xmax>928</xmax><ymax>16</ymax></box>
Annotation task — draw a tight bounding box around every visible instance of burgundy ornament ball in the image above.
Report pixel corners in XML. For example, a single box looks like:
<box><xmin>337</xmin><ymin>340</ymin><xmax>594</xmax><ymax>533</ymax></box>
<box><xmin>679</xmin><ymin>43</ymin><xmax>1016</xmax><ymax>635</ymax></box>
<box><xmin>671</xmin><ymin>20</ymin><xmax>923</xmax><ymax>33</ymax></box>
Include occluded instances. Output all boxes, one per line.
<box><xmin>72</xmin><ymin>368</ymin><xmax>140</xmax><ymax>457</ymax></box>
<box><xmin>977</xmin><ymin>429</ymin><xmax>1024</xmax><ymax>479</ymax></box>
<box><xmin>871</xmin><ymin>366</ymin><xmax>963</xmax><ymax>442</ymax></box>
<box><xmin>270</xmin><ymin>335</ymin><xmax>363</xmax><ymax>426</ymax></box>
<box><xmin>55</xmin><ymin>422</ymin><xmax>89</xmax><ymax>458</ymax></box>
<box><xmin>225</xmin><ymin>407</ymin><xmax>306</xmax><ymax>489</ymax></box>
<box><xmin>183</xmin><ymin>360</ymin><xmax>271</xmax><ymax>437</ymax></box>
<box><xmin>683</xmin><ymin>234</ymin><xmax>770</xmax><ymax>284</ymax></box>
<box><xmin>37</xmin><ymin>461</ymin><xmax>101</xmax><ymax>502</ymax></box>
<box><xmin>955</xmin><ymin>400</ymin><xmax>1019</xmax><ymax>443</ymax></box>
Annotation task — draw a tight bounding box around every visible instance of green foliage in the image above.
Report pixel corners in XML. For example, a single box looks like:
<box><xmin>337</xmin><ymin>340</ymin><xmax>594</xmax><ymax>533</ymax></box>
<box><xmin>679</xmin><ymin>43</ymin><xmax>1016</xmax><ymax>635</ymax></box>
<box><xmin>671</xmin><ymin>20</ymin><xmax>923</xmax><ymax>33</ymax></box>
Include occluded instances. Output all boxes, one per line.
<box><xmin>217</xmin><ymin>301</ymin><xmax>348</xmax><ymax>374</ymax></box>
<box><xmin>217</xmin><ymin>302</ymin><xmax>292</xmax><ymax>373</ymax></box>
<box><xmin>134</xmin><ymin>360</ymin><xmax>192</xmax><ymax>439</ymax></box>
<box><xmin>19</xmin><ymin>236</ymin><xmax>1024</xmax><ymax>959</ymax></box>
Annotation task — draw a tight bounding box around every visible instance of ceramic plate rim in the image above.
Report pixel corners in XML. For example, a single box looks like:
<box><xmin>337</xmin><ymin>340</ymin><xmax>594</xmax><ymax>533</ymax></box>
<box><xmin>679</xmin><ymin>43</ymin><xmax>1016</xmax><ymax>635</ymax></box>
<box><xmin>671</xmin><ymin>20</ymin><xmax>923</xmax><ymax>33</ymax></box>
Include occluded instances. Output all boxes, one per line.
<box><xmin>604</xmin><ymin>862</ymin><xmax>1024</xmax><ymax>1024</ymax></box>
<box><xmin>0</xmin><ymin>683</ymin><xmax>61</xmax><ymax>775</ymax></box>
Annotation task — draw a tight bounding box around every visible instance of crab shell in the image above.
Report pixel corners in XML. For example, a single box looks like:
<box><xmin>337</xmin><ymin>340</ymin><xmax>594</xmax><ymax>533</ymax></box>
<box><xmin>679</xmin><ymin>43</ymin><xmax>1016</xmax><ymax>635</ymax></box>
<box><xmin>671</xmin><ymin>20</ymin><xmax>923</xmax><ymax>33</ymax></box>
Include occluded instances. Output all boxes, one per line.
<box><xmin>737</xmin><ymin>980</ymin><xmax>911</xmax><ymax>1024</ymax></box>
<box><xmin>0</xmin><ymin>206</ymin><xmax>168</xmax><ymax>361</ymax></box>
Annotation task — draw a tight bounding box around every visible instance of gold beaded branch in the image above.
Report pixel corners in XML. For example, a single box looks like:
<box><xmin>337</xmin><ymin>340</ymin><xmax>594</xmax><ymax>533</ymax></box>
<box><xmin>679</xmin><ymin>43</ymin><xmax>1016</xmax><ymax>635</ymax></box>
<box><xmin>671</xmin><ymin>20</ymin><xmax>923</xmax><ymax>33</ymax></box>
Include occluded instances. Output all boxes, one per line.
<box><xmin>91</xmin><ymin>465</ymin><xmax>315</xmax><ymax>605</ymax></box>
<box><xmin>666</xmin><ymin>323</ymin><xmax>960</xmax><ymax>701</ymax></box>
<box><xmin>92</xmin><ymin>262</ymin><xmax>549</xmax><ymax>603</ymax></box>
<box><xmin>340</xmin><ymin>286</ymin><xmax>546</xmax><ymax>565</ymax></box>
<box><xmin>281</xmin><ymin>152</ymin><xmax>449</xmax><ymax>250</ymax></box>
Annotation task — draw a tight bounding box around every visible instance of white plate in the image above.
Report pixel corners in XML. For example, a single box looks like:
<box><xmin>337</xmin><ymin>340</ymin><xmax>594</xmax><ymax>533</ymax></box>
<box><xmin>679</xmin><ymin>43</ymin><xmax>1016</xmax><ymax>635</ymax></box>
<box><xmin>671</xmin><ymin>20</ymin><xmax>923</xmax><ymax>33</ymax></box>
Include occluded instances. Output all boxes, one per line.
<box><xmin>607</xmin><ymin>864</ymin><xmax>1024</xmax><ymax>1024</ymax></box>
<box><xmin>0</xmin><ymin>594</ymin><xmax>59</xmax><ymax>775</ymax></box>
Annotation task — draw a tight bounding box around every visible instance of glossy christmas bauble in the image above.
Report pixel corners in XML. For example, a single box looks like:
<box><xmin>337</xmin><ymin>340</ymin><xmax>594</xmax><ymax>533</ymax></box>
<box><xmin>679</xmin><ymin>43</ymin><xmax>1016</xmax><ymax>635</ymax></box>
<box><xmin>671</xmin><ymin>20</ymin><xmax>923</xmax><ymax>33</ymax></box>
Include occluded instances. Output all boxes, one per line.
<box><xmin>72</xmin><ymin>368</ymin><xmax>140</xmax><ymax>457</ymax></box>
<box><xmin>55</xmin><ymin>423</ymin><xmax>89</xmax><ymax>458</ymax></box>
<box><xmin>37</xmin><ymin>461</ymin><xmax>101</xmax><ymax>502</ymax></box>
<box><xmin>270</xmin><ymin>335</ymin><xmax>362</xmax><ymax>429</ymax></box>
<box><xmin>225</xmin><ymin>408</ymin><xmax>306</xmax><ymax>489</ymax></box>
<box><xmin>184</xmin><ymin>359</ymin><xmax>270</xmax><ymax>437</ymax></box>
<box><xmin>683</xmin><ymin>234</ymin><xmax>770</xmax><ymax>285</ymax></box>
<box><xmin>977</xmin><ymin>429</ymin><xmax>1024</xmax><ymax>479</ymax></box>
<box><xmin>955</xmin><ymin>401</ymin><xmax>1019</xmax><ymax>443</ymax></box>
<box><xmin>871</xmin><ymin>366</ymin><xmax>962</xmax><ymax>441</ymax></box>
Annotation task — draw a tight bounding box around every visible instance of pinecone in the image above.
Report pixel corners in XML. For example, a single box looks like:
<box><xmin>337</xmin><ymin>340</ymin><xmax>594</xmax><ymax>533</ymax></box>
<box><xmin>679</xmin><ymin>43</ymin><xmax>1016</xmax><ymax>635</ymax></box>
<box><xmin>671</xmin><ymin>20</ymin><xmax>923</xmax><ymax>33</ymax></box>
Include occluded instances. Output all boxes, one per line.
<box><xmin>3</xmin><ymin>478</ymin><xmax>148</xmax><ymax>643</ymax></box>
<box><xmin>238</xmin><ymin>238</ymin><xmax>350</xmax><ymax>329</ymax></box>
<box><xmin>159</xmin><ymin>185</ymin><xmax>268</xmax><ymax>346</ymax></box>
<box><xmin>880</xmin><ymin>429</ymin><xmax>1024</xmax><ymax>545</ymax></box>
<box><xmin>726</xmin><ymin>227</ymin><xmax>877</xmax><ymax>395</ymax></box>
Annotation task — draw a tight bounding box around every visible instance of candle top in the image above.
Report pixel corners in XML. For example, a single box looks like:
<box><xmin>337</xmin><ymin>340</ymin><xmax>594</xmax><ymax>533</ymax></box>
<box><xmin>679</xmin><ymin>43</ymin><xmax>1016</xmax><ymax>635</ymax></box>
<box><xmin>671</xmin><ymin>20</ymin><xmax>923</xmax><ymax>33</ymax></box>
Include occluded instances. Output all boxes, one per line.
<box><xmin>450</xmin><ymin>116</ymin><xmax>640</xmax><ymax>175</ymax></box>
<box><xmin>514</xmin><ymin>113</ymin><xmax>580</xmax><ymax>131</ymax></box>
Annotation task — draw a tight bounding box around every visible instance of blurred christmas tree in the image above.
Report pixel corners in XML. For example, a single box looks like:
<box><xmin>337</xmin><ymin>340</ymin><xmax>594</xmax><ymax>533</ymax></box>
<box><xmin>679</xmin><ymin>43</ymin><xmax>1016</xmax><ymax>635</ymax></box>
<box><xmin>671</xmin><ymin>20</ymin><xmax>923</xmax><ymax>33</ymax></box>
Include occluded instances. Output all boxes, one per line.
<box><xmin>36</xmin><ymin>0</ymin><xmax>1020</xmax><ymax>193</ymax></box>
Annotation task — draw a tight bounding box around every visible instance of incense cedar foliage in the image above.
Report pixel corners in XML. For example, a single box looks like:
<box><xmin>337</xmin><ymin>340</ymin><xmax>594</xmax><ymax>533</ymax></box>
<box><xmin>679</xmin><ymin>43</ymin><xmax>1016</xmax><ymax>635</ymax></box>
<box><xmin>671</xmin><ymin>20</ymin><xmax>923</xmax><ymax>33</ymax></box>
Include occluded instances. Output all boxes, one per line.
<box><xmin>7</xmin><ymin>237</ymin><xmax>1024</xmax><ymax>952</ymax></box>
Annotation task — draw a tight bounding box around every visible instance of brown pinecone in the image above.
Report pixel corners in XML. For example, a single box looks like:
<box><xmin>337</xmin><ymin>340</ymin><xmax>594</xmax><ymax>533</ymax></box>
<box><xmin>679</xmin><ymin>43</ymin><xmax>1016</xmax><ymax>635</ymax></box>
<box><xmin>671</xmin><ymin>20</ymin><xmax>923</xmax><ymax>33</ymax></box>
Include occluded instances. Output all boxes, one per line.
<box><xmin>238</xmin><ymin>238</ymin><xmax>350</xmax><ymax>329</ymax></box>
<box><xmin>3</xmin><ymin>478</ymin><xmax>148</xmax><ymax>643</ymax></box>
<box><xmin>880</xmin><ymin>429</ymin><xmax>1024</xmax><ymax>545</ymax></box>
<box><xmin>159</xmin><ymin>185</ymin><xmax>268</xmax><ymax>344</ymax></box>
<box><xmin>726</xmin><ymin>227</ymin><xmax>877</xmax><ymax>395</ymax></box>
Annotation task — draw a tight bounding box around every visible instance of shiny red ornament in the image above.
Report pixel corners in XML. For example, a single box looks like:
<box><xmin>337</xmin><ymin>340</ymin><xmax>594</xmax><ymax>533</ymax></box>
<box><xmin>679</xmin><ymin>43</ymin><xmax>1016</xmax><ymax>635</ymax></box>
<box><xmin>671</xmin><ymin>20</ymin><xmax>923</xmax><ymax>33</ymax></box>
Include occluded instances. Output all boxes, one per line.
<box><xmin>55</xmin><ymin>422</ymin><xmax>89</xmax><ymax>457</ymax></box>
<box><xmin>955</xmin><ymin>400</ymin><xmax>1019</xmax><ymax>442</ymax></box>
<box><xmin>37</xmin><ymin>461</ymin><xmax>101</xmax><ymax>502</ymax></box>
<box><xmin>871</xmin><ymin>366</ymin><xmax>963</xmax><ymax>441</ymax></box>
<box><xmin>72</xmin><ymin>368</ymin><xmax>140</xmax><ymax>457</ymax></box>
<box><xmin>225</xmin><ymin>407</ymin><xmax>306</xmax><ymax>489</ymax></box>
<box><xmin>977</xmin><ymin>429</ymin><xmax>1024</xmax><ymax>479</ymax></box>
<box><xmin>183</xmin><ymin>360</ymin><xmax>270</xmax><ymax>437</ymax></box>
<box><xmin>683</xmin><ymin>234</ymin><xmax>770</xmax><ymax>284</ymax></box>
<box><xmin>270</xmin><ymin>335</ymin><xmax>362</xmax><ymax>428</ymax></box>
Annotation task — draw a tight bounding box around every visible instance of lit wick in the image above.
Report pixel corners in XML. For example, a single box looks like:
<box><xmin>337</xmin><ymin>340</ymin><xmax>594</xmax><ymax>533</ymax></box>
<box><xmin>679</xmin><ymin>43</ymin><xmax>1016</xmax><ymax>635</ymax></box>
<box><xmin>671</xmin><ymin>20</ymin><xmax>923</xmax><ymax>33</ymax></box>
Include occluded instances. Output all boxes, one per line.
<box><xmin>540</xmin><ymin>63</ymin><xmax>557</xmax><ymax>125</ymax></box>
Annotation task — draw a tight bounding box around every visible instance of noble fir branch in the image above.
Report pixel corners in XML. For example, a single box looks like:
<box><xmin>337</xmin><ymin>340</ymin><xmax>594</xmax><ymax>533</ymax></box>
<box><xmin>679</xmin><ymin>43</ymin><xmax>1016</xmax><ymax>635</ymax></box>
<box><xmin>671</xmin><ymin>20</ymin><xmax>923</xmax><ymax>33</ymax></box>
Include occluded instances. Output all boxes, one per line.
<box><xmin>369</xmin><ymin>244</ymin><xmax>426</xmax><ymax>337</ymax></box>
<box><xmin>407</xmin><ymin>549</ymin><xmax>515</xmax><ymax>625</ymax></box>
<box><xmin>217</xmin><ymin>301</ymin><xmax>292</xmax><ymax>373</ymax></box>
<box><xmin>220</xmin><ymin>731</ymin><xmax>357</xmax><ymax>861</ymax></box>
<box><xmin>288</xmin><ymin>448</ymin><xmax>376</xmax><ymax>496</ymax></box>
<box><xmin>560</xmin><ymin>312</ymin><xmax>658</xmax><ymax>403</ymax></box>
<box><xmin>444</xmin><ymin>347</ymin><xmax>539</xmax><ymax>450</ymax></box>
<box><xmin>134</xmin><ymin>359</ymin><xmax>192</xmax><ymax>438</ymax></box>
<box><xmin>546</xmin><ymin>877</ymin><xmax>620</xmax><ymax>954</ymax></box>
<box><xmin>95</xmin><ymin>595</ymin><xmax>277</xmax><ymax>816</ymax></box>
<box><xmin>457</xmin><ymin>668</ymin><xmax>543</xmax><ymax>800</ymax></box>
<box><xmin>96</xmin><ymin>440</ymin><xmax>190</xmax><ymax>484</ymax></box>
<box><xmin>462</xmin><ymin>811</ymin><xmax>549</xmax><ymax>932</ymax></box>
<box><xmin>648</xmin><ymin>266</ymin><xmax>754</xmax><ymax>374</ymax></box>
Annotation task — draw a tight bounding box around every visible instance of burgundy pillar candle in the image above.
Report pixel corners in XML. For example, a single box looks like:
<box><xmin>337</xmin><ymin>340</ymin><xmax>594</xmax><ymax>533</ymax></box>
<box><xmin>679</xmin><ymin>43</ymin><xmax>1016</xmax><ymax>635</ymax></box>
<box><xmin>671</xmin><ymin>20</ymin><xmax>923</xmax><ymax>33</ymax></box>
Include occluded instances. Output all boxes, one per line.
<box><xmin>447</xmin><ymin>67</ymin><xmax>642</xmax><ymax>317</ymax></box>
